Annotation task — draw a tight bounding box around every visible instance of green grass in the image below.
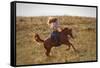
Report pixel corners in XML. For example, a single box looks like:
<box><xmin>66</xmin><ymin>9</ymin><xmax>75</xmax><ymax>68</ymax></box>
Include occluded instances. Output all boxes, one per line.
<box><xmin>16</xmin><ymin>16</ymin><xmax>96</xmax><ymax>65</ymax></box>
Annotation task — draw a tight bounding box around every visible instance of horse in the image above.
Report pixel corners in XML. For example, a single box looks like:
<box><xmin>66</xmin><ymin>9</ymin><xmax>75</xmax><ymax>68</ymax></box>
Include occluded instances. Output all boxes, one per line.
<box><xmin>34</xmin><ymin>27</ymin><xmax>77</xmax><ymax>56</ymax></box>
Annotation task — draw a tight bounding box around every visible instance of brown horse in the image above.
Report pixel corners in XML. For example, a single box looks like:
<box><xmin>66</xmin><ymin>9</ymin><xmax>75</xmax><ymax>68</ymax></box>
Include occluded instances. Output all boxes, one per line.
<box><xmin>34</xmin><ymin>27</ymin><xmax>77</xmax><ymax>56</ymax></box>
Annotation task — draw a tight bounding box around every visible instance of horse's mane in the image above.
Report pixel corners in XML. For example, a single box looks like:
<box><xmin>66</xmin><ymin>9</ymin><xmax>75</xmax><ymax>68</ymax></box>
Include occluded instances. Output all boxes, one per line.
<box><xmin>61</xmin><ymin>27</ymin><xmax>69</xmax><ymax>32</ymax></box>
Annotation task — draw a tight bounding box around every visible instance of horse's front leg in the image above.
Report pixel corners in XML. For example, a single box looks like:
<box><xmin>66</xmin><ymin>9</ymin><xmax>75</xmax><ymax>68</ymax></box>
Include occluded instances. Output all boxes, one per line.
<box><xmin>69</xmin><ymin>42</ymin><xmax>78</xmax><ymax>52</ymax></box>
<box><xmin>65</xmin><ymin>41</ymin><xmax>77</xmax><ymax>52</ymax></box>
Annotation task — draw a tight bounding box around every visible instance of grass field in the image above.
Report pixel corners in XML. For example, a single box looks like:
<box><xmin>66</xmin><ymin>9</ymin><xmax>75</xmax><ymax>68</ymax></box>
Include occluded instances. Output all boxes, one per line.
<box><xmin>16</xmin><ymin>16</ymin><xmax>97</xmax><ymax>65</ymax></box>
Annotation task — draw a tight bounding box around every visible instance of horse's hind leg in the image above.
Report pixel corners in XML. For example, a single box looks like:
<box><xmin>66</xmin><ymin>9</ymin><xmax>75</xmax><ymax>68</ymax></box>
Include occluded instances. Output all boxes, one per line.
<box><xmin>45</xmin><ymin>47</ymin><xmax>51</xmax><ymax>56</ymax></box>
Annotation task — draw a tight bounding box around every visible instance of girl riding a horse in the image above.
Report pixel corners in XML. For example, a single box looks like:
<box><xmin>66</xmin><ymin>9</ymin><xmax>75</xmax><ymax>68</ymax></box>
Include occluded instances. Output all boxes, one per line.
<box><xmin>47</xmin><ymin>17</ymin><xmax>61</xmax><ymax>46</ymax></box>
<box><xmin>34</xmin><ymin>17</ymin><xmax>77</xmax><ymax>56</ymax></box>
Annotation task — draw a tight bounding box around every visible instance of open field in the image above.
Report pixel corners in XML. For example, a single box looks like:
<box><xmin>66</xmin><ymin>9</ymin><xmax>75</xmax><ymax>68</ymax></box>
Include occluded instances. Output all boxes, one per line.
<box><xmin>16</xmin><ymin>16</ymin><xmax>96</xmax><ymax>65</ymax></box>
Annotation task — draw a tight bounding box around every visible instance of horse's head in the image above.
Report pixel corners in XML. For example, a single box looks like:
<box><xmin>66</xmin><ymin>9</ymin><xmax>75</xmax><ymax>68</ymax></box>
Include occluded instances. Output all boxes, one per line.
<box><xmin>62</xmin><ymin>28</ymin><xmax>74</xmax><ymax>39</ymax></box>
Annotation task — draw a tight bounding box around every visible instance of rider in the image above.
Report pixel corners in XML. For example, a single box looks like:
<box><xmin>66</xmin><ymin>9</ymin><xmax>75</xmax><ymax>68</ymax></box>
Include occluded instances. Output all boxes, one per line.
<box><xmin>47</xmin><ymin>17</ymin><xmax>61</xmax><ymax>46</ymax></box>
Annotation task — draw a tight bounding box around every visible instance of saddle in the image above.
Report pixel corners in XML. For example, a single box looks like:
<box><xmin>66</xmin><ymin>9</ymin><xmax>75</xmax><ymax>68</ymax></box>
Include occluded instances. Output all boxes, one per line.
<box><xmin>51</xmin><ymin>31</ymin><xmax>61</xmax><ymax>46</ymax></box>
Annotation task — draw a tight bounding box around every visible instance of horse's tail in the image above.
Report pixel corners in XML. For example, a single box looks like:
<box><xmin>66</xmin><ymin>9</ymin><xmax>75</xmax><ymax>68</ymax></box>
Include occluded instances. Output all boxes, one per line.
<box><xmin>34</xmin><ymin>33</ymin><xmax>44</xmax><ymax>43</ymax></box>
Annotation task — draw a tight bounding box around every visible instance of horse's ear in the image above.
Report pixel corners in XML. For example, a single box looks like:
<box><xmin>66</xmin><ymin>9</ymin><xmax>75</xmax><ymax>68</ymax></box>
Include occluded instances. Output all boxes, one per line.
<box><xmin>35</xmin><ymin>33</ymin><xmax>38</xmax><ymax>37</ymax></box>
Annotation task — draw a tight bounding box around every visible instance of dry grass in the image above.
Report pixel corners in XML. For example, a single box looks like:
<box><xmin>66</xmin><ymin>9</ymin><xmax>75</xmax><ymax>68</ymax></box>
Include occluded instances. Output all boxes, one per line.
<box><xmin>16</xmin><ymin>16</ymin><xmax>96</xmax><ymax>65</ymax></box>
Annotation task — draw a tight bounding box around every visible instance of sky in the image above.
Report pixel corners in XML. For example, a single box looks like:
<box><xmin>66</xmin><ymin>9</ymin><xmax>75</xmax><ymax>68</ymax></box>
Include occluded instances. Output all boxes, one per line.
<box><xmin>16</xmin><ymin>3</ymin><xmax>96</xmax><ymax>17</ymax></box>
